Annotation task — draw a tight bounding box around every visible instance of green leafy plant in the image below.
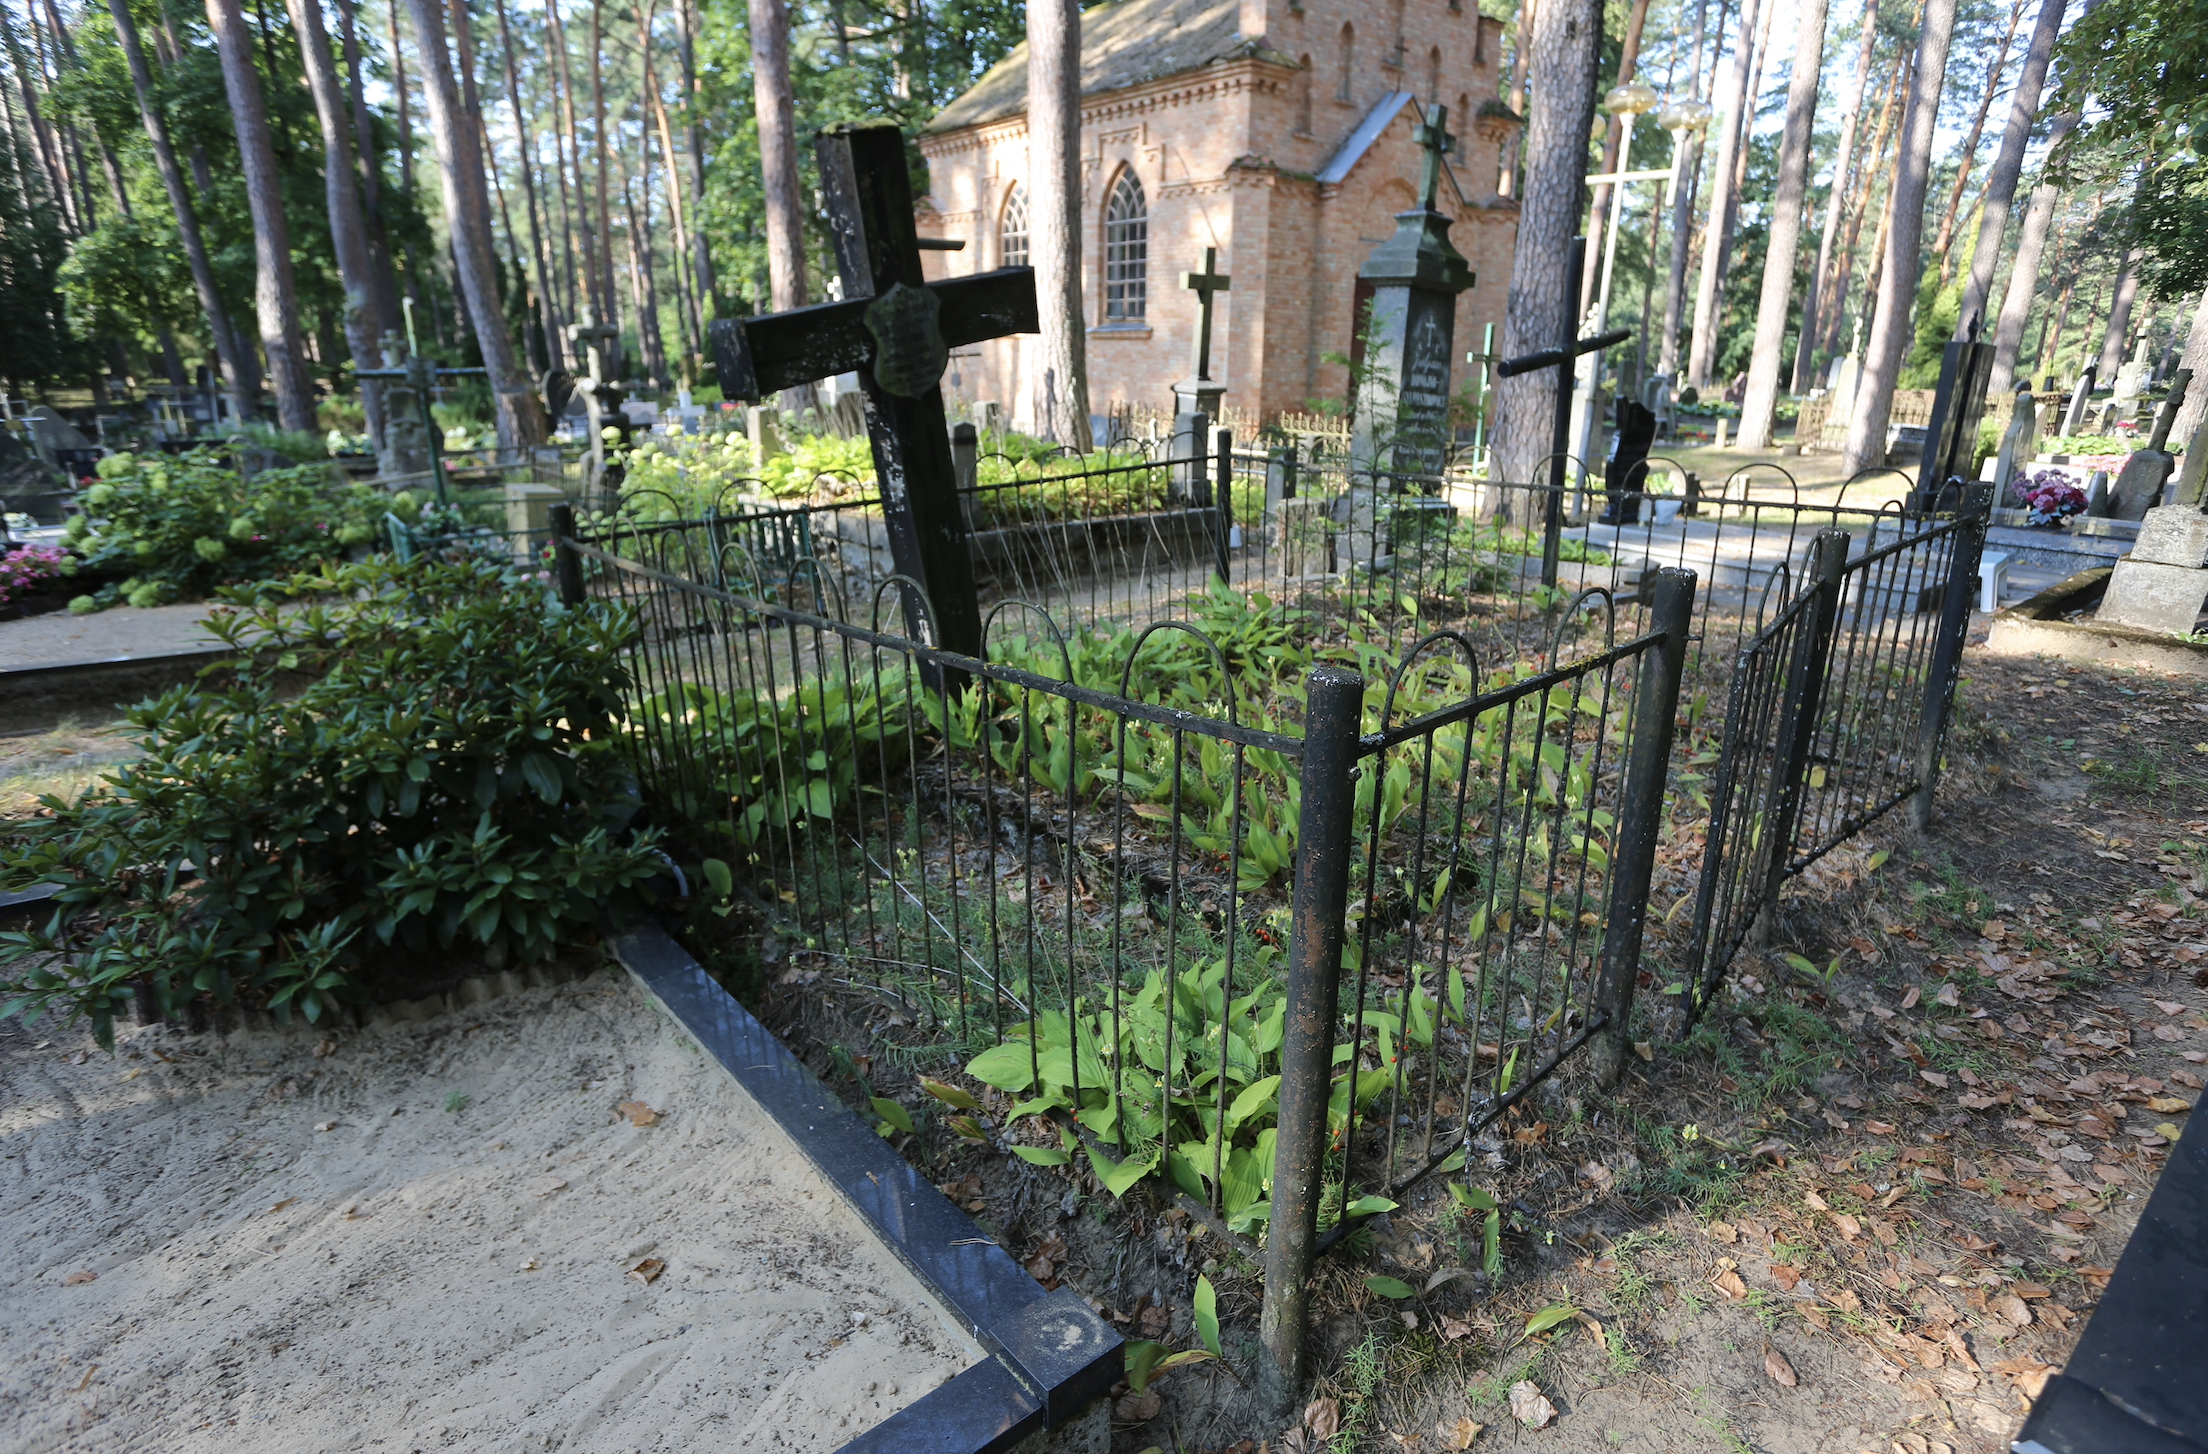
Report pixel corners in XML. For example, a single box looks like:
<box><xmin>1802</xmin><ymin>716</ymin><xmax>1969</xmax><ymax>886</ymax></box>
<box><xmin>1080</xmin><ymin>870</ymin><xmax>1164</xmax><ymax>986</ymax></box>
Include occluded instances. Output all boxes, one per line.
<box><xmin>0</xmin><ymin>557</ymin><xmax>667</xmax><ymax>1045</ymax></box>
<box><xmin>1122</xmin><ymin>1272</ymin><xmax>1223</xmax><ymax>1393</ymax></box>
<box><xmin>64</xmin><ymin>448</ymin><xmax>382</xmax><ymax>609</ymax></box>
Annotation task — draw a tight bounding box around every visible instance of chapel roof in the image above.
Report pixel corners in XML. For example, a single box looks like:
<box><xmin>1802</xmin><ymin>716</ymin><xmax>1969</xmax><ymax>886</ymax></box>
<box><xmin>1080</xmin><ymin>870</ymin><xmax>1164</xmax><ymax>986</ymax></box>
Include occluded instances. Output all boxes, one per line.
<box><xmin>926</xmin><ymin>0</ymin><xmax>1261</xmax><ymax>134</ymax></box>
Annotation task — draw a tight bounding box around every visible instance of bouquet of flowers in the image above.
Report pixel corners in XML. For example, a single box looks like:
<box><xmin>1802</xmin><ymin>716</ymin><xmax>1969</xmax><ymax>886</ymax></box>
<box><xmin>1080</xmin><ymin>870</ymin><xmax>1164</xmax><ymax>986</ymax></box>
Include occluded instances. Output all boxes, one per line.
<box><xmin>0</xmin><ymin>543</ymin><xmax>69</xmax><ymax>606</ymax></box>
<box><xmin>2013</xmin><ymin>469</ymin><xmax>2088</xmax><ymax>527</ymax></box>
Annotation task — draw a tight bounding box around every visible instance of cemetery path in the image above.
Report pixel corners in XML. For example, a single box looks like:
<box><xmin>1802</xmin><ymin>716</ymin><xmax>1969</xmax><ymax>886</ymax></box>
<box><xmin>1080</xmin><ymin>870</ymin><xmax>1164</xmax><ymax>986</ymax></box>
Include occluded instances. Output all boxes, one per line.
<box><xmin>0</xmin><ymin>603</ymin><xmax>219</xmax><ymax>671</ymax></box>
<box><xmin>0</xmin><ymin>969</ymin><xmax>980</xmax><ymax>1453</ymax></box>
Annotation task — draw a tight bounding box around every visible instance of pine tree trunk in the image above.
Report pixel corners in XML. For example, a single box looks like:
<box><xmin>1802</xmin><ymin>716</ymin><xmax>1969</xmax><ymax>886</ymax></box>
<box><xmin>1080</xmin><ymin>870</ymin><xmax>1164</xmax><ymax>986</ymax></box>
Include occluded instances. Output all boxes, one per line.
<box><xmin>0</xmin><ymin>9</ymin><xmax>77</xmax><ymax>235</ymax></box>
<box><xmin>1686</xmin><ymin>0</ymin><xmax>1763</xmax><ymax>390</ymax></box>
<box><xmin>1931</xmin><ymin>0</ymin><xmax>2024</xmax><ymax>285</ymax></box>
<box><xmin>1736</xmin><ymin>0</ymin><xmax>1827</xmax><ymax>449</ymax></box>
<box><xmin>1791</xmin><ymin>0</ymin><xmax>1876</xmax><ymax>392</ymax></box>
<box><xmin>494</xmin><ymin>0</ymin><xmax>563</xmax><ymax>383</ymax></box>
<box><xmin>1840</xmin><ymin>0</ymin><xmax>1959</xmax><ymax>476</ymax></box>
<box><xmin>748</xmin><ymin>0</ymin><xmax>803</xmax><ymax>309</ymax></box>
<box><xmin>1957</xmin><ymin>0</ymin><xmax>2065</xmax><ymax>334</ymax></box>
<box><xmin>106</xmin><ymin>0</ymin><xmax>254</xmax><ymax>421</ymax></box>
<box><xmin>634</xmin><ymin>0</ymin><xmax>699</xmax><ymax>371</ymax></box>
<box><xmin>677</xmin><ymin>0</ymin><xmax>715</xmax><ymax>314</ymax></box>
<box><xmin>1658</xmin><ymin>0</ymin><xmax>1712</xmax><ymax>379</ymax></box>
<box><xmin>589</xmin><ymin>0</ymin><xmax>617</xmax><ymax>344</ymax></box>
<box><xmin>334</xmin><ymin>0</ymin><xmax>405</xmax><ymax>341</ymax></box>
<box><xmin>1578</xmin><ymin>0</ymin><xmax>1652</xmax><ymax>321</ymax></box>
<box><xmin>403</xmin><ymin>0</ymin><xmax>548</xmax><ymax>450</ymax></box>
<box><xmin>1491</xmin><ymin>0</ymin><xmax>1601</xmax><ymax>482</ymax></box>
<box><xmin>2095</xmin><ymin>247</ymin><xmax>2144</xmax><ymax>379</ymax></box>
<box><xmin>1987</xmin><ymin>111</ymin><xmax>2076</xmax><ymax>392</ymax></box>
<box><xmin>205</xmin><ymin>0</ymin><xmax>315</xmax><ymax>430</ymax></box>
<box><xmin>1025</xmin><ymin>0</ymin><xmax>1090</xmax><ymax>446</ymax></box>
<box><xmin>544</xmin><ymin>0</ymin><xmax>583</xmax><ymax>338</ymax></box>
<box><xmin>1498</xmin><ymin>0</ymin><xmax>1536</xmax><ymax>197</ymax></box>
<box><xmin>1820</xmin><ymin>57</ymin><xmax>1903</xmax><ymax>360</ymax></box>
<box><xmin>286</xmin><ymin>0</ymin><xmax>392</xmax><ymax>456</ymax></box>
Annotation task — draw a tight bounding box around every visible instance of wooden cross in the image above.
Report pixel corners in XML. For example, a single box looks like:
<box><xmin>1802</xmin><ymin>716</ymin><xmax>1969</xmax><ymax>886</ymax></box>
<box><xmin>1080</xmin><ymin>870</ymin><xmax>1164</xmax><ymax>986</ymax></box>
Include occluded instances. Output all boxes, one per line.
<box><xmin>708</xmin><ymin>122</ymin><xmax>1036</xmax><ymax>658</ymax></box>
<box><xmin>1182</xmin><ymin>248</ymin><xmax>1231</xmax><ymax>383</ymax></box>
<box><xmin>1413</xmin><ymin>105</ymin><xmax>1456</xmax><ymax>213</ymax></box>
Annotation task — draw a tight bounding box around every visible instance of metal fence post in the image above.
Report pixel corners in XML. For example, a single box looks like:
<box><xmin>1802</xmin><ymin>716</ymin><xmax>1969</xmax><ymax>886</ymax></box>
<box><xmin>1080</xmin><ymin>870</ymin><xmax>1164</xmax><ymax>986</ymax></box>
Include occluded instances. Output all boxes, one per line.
<box><xmin>1589</xmin><ymin>567</ymin><xmax>1695</xmax><ymax>1086</ymax></box>
<box><xmin>1213</xmin><ymin>429</ymin><xmax>1235</xmax><ymax>585</ymax></box>
<box><xmin>1912</xmin><ymin>482</ymin><xmax>1992</xmax><ymax>830</ymax></box>
<box><xmin>549</xmin><ymin>502</ymin><xmax>586</xmax><ymax>607</ymax></box>
<box><xmin>1259</xmin><ymin>664</ymin><xmax>1364</xmax><ymax>1424</ymax></box>
<box><xmin>1759</xmin><ymin>527</ymin><xmax>1852</xmax><ymax>918</ymax></box>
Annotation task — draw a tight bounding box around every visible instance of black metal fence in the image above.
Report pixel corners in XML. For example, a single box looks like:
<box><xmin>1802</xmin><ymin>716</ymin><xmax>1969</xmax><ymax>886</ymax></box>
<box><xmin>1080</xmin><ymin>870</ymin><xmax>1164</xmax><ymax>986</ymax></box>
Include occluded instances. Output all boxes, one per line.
<box><xmin>551</xmin><ymin>506</ymin><xmax>1693</xmax><ymax>1416</ymax></box>
<box><xmin>1682</xmin><ymin>487</ymin><xmax>1991</xmax><ymax>1022</ymax></box>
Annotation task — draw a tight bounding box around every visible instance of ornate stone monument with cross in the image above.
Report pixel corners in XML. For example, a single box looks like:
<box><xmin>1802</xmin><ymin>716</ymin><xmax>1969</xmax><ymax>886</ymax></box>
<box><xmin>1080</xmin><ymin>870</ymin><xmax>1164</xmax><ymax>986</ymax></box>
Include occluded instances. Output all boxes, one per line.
<box><xmin>1350</xmin><ymin>104</ymin><xmax>1475</xmax><ymax>482</ymax></box>
<box><xmin>1170</xmin><ymin>249</ymin><xmax>1230</xmax><ymax>503</ymax></box>
<box><xmin>567</xmin><ymin>310</ymin><xmax>625</xmax><ymax>493</ymax></box>
<box><xmin>708</xmin><ymin>121</ymin><xmax>1038</xmax><ymax>659</ymax></box>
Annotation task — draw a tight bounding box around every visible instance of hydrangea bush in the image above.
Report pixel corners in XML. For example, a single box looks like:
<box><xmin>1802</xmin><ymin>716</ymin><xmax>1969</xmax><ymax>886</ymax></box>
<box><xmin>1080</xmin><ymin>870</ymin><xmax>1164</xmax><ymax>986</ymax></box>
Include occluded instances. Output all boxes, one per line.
<box><xmin>65</xmin><ymin>448</ymin><xmax>383</xmax><ymax>610</ymax></box>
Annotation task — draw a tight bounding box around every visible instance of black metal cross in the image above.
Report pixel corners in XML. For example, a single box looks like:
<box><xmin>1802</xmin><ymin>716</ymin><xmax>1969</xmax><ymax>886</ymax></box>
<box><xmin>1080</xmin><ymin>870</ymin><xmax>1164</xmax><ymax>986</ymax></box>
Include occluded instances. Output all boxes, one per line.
<box><xmin>708</xmin><ymin>122</ymin><xmax>1037</xmax><ymax>658</ymax></box>
<box><xmin>1413</xmin><ymin>105</ymin><xmax>1456</xmax><ymax>212</ymax></box>
<box><xmin>1182</xmin><ymin>247</ymin><xmax>1231</xmax><ymax>383</ymax></box>
<box><xmin>1495</xmin><ymin>237</ymin><xmax>1630</xmax><ymax>589</ymax></box>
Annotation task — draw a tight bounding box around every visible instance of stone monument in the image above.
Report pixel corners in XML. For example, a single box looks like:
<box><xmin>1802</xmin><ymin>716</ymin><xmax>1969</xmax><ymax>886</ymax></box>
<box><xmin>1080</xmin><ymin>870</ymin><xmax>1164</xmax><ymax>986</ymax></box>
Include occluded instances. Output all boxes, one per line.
<box><xmin>2112</xmin><ymin>335</ymin><xmax>2153</xmax><ymax>402</ymax></box>
<box><xmin>1348</xmin><ymin>104</ymin><xmax>1475</xmax><ymax>482</ymax></box>
<box><xmin>2098</xmin><ymin>403</ymin><xmax>2208</xmax><ymax>635</ymax></box>
<box><xmin>376</xmin><ymin>331</ymin><xmax>434</xmax><ymax>484</ymax></box>
<box><xmin>2107</xmin><ymin>371</ymin><xmax>2191</xmax><ymax>522</ymax></box>
<box><xmin>1990</xmin><ymin>385</ymin><xmax>2037</xmax><ymax>501</ymax></box>
<box><xmin>1170</xmin><ymin>248</ymin><xmax>1231</xmax><ymax>502</ymax></box>
<box><xmin>2059</xmin><ymin>365</ymin><xmax>2098</xmax><ymax>438</ymax></box>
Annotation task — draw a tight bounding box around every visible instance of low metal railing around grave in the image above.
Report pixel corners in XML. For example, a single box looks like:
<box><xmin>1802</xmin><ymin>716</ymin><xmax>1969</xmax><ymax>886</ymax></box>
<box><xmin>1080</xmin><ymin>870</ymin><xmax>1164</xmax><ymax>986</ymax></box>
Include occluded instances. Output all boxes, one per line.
<box><xmin>1681</xmin><ymin>489</ymin><xmax>1991</xmax><ymax>1022</ymax></box>
<box><xmin>550</xmin><ymin>515</ymin><xmax>1694</xmax><ymax>1407</ymax></box>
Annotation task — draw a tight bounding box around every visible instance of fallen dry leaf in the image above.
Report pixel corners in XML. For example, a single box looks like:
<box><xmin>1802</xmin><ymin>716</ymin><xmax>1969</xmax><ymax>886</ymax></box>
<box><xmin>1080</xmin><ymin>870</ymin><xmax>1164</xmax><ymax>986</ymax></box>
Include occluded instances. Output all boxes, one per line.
<box><xmin>1436</xmin><ymin>1416</ymin><xmax>1483</xmax><ymax>1449</ymax></box>
<box><xmin>1633</xmin><ymin>1041</ymin><xmax>1654</xmax><ymax>1062</ymax></box>
<box><xmin>1508</xmin><ymin>1381</ymin><xmax>1557</xmax><ymax>1430</ymax></box>
<box><xmin>1920</xmin><ymin>1070</ymin><xmax>1950</xmax><ymax>1089</ymax></box>
<box><xmin>1803</xmin><ymin>1188</ymin><xmax>1829</xmax><ymax>1211</ymax></box>
<box><xmin>1771</xmin><ymin>1265</ymin><xmax>1801</xmax><ymax>1290</ymax></box>
<box><xmin>1438</xmin><ymin>1314</ymin><xmax>1474</xmax><ymax>1342</ymax></box>
<box><xmin>1116</xmin><ymin>1389</ymin><xmax>1163</xmax><ymax>1423</ymax></box>
<box><xmin>2147</xmin><ymin>1096</ymin><xmax>2193</xmax><ymax>1114</ymax></box>
<box><xmin>267</xmin><ymin>1198</ymin><xmax>296</xmax><ymax>1214</ymax></box>
<box><xmin>1712</xmin><ymin>1268</ymin><xmax>1749</xmax><ymax>1300</ymax></box>
<box><xmin>1708</xmin><ymin>1220</ymin><xmax>1739</xmax><ymax>1244</ymax></box>
<box><xmin>1901</xmin><ymin>986</ymin><xmax>1922</xmax><ymax>1009</ymax></box>
<box><xmin>1992</xmin><ymin>1293</ymin><xmax>2031</xmax><ymax>1327</ymax></box>
<box><xmin>527</xmin><ymin>1175</ymin><xmax>568</xmax><ymax>1197</ymax></box>
<box><xmin>1936</xmin><ymin>983</ymin><xmax>1962</xmax><ymax>1008</ymax></box>
<box><xmin>1764</xmin><ymin>1346</ymin><xmax>1799</xmax><ymax>1388</ymax></box>
<box><xmin>1306</xmin><ymin>1396</ymin><xmax>1342</xmax><ymax>1439</ymax></box>
<box><xmin>627</xmin><ymin>1258</ymin><xmax>665</xmax><ymax>1286</ymax></box>
<box><xmin>62</xmin><ymin>1270</ymin><xmax>96</xmax><ymax>1286</ymax></box>
<box><xmin>616</xmin><ymin>1101</ymin><xmax>661</xmax><ymax>1127</ymax></box>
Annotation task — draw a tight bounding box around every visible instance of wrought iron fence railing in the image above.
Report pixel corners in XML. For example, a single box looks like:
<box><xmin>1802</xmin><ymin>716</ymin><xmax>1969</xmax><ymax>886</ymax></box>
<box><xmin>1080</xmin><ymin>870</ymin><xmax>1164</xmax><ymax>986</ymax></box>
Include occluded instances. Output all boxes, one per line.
<box><xmin>552</xmin><ymin>507</ymin><xmax>1695</xmax><ymax>1415</ymax></box>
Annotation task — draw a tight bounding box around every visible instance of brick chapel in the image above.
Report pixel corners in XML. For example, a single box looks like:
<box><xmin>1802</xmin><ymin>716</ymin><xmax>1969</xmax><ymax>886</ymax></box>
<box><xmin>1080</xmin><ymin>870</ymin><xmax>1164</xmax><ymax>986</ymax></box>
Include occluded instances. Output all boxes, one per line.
<box><xmin>915</xmin><ymin>0</ymin><xmax>1523</xmax><ymax>429</ymax></box>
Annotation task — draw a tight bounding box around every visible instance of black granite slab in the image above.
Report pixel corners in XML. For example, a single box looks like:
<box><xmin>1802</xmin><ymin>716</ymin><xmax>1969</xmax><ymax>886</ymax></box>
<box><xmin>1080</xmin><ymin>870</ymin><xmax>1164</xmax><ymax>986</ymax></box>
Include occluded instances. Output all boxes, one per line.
<box><xmin>610</xmin><ymin>923</ymin><xmax>1121</xmax><ymax>1451</ymax></box>
<box><xmin>2012</xmin><ymin>1113</ymin><xmax>2208</xmax><ymax>1454</ymax></box>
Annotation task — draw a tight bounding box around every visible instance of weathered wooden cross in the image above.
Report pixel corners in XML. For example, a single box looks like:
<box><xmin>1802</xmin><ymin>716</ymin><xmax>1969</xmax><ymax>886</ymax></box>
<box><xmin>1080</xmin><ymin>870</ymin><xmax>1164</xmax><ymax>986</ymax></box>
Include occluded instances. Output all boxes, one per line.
<box><xmin>1413</xmin><ymin>105</ymin><xmax>1455</xmax><ymax>212</ymax></box>
<box><xmin>708</xmin><ymin>122</ymin><xmax>1037</xmax><ymax>658</ymax></box>
<box><xmin>1494</xmin><ymin>235</ymin><xmax>1629</xmax><ymax>589</ymax></box>
<box><xmin>1183</xmin><ymin>248</ymin><xmax>1230</xmax><ymax>385</ymax></box>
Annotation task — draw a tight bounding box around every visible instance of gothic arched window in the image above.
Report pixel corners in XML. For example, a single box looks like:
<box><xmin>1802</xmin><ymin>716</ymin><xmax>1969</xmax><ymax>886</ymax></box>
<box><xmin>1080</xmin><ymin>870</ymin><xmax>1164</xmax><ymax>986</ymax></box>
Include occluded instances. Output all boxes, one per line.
<box><xmin>1103</xmin><ymin>170</ymin><xmax>1147</xmax><ymax>322</ymax></box>
<box><xmin>1337</xmin><ymin>24</ymin><xmax>1355</xmax><ymax>101</ymax></box>
<box><xmin>1295</xmin><ymin>55</ymin><xmax>1314</xmax><ymax>133</ymax></box>
<box><xmin>1427</xmin><ymin>46</ymin><xmax>1442</xmax><ymax>105</ymax></box>
<box><xmin>999</xmin><ymin>183</ymin><xmax>1030</xmax><ymax>268</ymax></box>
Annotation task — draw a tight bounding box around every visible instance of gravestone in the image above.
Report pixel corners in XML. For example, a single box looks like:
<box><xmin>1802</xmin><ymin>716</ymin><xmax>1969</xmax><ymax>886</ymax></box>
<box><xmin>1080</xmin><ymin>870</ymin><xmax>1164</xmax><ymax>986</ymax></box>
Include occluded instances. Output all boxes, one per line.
<box><xmin>1349</xmin><ymin>105</ymin><xmax>1475</xmax><ymax>481</ymax></box>
<box><xmin>1640</xmin><ymin>373</ymin><xmax>1675</xmax><ymax>440</ymax></box>
<box><xmin>2059</xmin><ymin>365</ymin><xmax>2098</xmax><ymax>438</ymax></box>
<box><xmin>707</xmin><ymin>121</ymin><xmax>1039</xmax><ymax>657</ymax></box>
<box><xmin>1990</xmin><ymin>385</ymin><xmax>2037</xmax><ymax>501</ymax></box>
<box><xmin>2097</xmin><ymin>405</ymin><xmax>2208</xmax><ymax>635</ymax></box>
<box><xmin>1171</xmin><ymin>249</ymin><xmax>1231</xmax><ymax>500</ymax></box>
<box><xmin>2084</xmin><ymin>469</ymin><xmax>2112</xmax><ymax>517</ymax></box>
<box><xmin>621</xmin><ymin>400</ymin><xmax>661</xmax><ymax>430</ymax></box>
<box><xmin>374</xmin><ymin>331</ymin><xmax>434</xmax><ymax>485</ymax></box>
<box><xmin>1913</xmin><ymin>330</ymin><xmax>1996</xmax><ymax>511</ymax></box>
<box><xmin>746</xmin><ymin>405</ymin><xmax>787</xmax><ymax>462</ymax></box>
<box><xmin>2107</xmin><ymin>371</ymin><xmax>2192</xmax><ymax>522</ymax></box>
<box><xmin>0</xmin><ymin>432</ymin><xmax>66</xmax><ymax>524</ymax></box>
<box><xmin>973</xmin><ymin>400</ymin><xmax>1004</xmax><ymax>440</ymax></box>
<box><xmin>567</xmin><ymin>311</ymin><xmax>625</xmax><ymax>491</ymax></box>
<box><xmin>1600</xmin><ymin>398</ymin><xmax>1659</xmax><ymax>524</ymax></box>
<box><xmin>2112</xmin><ymin>335</ymin><xmax>2153</xmax><ymax>401</ymax></box>
<box><xmin>23</xmin><ymin>406</ymin><xmax>91</xmax><ymax>458</ymax></box>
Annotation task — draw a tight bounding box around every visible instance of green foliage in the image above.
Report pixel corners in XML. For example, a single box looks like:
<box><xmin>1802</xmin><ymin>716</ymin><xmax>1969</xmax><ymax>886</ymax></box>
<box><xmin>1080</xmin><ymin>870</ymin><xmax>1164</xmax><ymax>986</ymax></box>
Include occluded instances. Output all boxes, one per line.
<box><xmin>65</xmin><ymin>449</ymin><xmax>381</xmax><ymax>608</ymax></box>
<box><xmin>2134</xmin><ymin>164</ymin><xmax>2208</xmax><ymax>297</ymax></box>
<box><xmin>2057</xmin><ymin>0</ymin><xmax>2208</xmax><ymax>148</ymax></box>
<box><xmin>0</xmin><ymin>557</ymin><xmax>666</xmax><ymax>1047</ymax></box>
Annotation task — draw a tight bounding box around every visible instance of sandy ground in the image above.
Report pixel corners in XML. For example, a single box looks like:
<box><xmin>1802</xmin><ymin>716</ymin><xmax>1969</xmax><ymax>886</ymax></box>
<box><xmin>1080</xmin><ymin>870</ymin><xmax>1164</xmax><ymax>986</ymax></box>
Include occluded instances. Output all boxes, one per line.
<box><xmin>0</xmin><ymin>970</ymin><xmax>980</xmax><ymax>1453</ymax></box>
<box><xmin>0</xmin><ymin>603</ymin><xmax>218</xmax><ymax>671</ymax></box>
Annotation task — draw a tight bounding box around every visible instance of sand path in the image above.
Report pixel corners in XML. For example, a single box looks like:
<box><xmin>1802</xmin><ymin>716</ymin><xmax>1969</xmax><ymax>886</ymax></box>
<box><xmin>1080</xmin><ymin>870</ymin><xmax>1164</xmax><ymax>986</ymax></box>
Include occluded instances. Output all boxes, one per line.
<box><xmin>0</xmin><ymin>970</ymin><xmax>978</xmax><ymax>1452</ymax></box>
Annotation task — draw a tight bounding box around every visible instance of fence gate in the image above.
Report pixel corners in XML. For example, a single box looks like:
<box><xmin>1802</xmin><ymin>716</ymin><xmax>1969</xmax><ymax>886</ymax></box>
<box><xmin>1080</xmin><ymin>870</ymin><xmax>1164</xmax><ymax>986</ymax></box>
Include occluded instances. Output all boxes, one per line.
<box><xmin>1683</xmin><ymin>487</ymin><xmax>1990</xmax><ymax>1022</ymax></box>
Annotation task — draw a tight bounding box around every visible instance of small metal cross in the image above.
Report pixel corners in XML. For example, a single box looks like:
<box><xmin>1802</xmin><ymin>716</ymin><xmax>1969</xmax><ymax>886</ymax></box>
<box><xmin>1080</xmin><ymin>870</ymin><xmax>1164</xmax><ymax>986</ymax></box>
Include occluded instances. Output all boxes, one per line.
<box><xmin>566</xmin><ymin>309</ymin><xmax>621</xmax><ymax>384</ymax></box>
<box><xmin>1413</xmin><ymin>104</ymin><xmax>1455</xmax><ymax>213</ymax></box>
<box><xmin>1181</xmin><ymin>248</ymin><xmax>1232</xmax><ymax>382</ymax></box>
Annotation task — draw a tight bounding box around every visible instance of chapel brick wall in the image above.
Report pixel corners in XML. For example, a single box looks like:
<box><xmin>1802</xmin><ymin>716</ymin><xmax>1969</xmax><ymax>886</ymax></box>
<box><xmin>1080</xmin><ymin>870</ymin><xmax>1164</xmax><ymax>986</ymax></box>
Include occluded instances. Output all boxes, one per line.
<box><xmin>916</xmin><ymin>0</ymin><xmax>1519</xmax><ymax>429</ymax></box>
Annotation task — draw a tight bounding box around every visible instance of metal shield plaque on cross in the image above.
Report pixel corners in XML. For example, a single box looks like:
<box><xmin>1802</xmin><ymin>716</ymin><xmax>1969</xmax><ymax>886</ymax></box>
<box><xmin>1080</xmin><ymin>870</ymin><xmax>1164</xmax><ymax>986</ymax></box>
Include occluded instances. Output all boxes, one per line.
<box><xmin>863</xmin><ymin>282</ymin><xmax>949</xmax><ymax>398</ymax></box>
